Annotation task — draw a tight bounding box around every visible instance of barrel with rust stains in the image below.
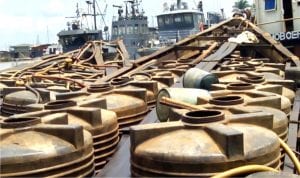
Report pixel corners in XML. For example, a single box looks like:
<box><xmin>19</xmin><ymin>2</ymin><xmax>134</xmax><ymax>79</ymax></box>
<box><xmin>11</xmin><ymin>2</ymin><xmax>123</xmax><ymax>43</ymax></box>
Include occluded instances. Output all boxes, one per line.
<box><xmin>0</xmin><ymin>82</ymin><xmax>8</xmax><ymax>98</ymax></box>
<box><xmin>164</xmin><ymin>90</ymin><xmax>289</xmax><ymax>141</ymax></box>
<box><xmin>211</xmin><ymin>82</ymin><xmax>295</xmax><ymax>103</ymax></box>
<box><xmin>11</xmin><ymin>98</ymin><xmax>119</xmax><ymax>173</ymax></box>
<box><xmin>1</xmin><ymin>89</ymin><xmax>39</xmax><ymax>116</ymax></box>
<box><xmin>212</xmin><ymin>70</ymin><xmax>284</xmax><ymax>84</ymax></box>
<box><xmin>0</xmin><ymin>86</ymin><xmax>67</xmax><ymax>116</ymax></box>
<box><xmin>211</xmin><ymin>71</ymin><xmax>296</xmax><ymax>111</ymax></box>
<box><xmin>0</xmin><ymin>117</ymin><xmax>95</xmax><ymax>177</ymax></box>
<box><xmin>110</xmin><ymin>76</ymin><xmax>158</xmax><ymax>106</ymax></box>
<box><xmin>219</xmin><ymin>62</ymin><xmax>285</xmax><ymax>77</ymax></box>
<box><xmin>130</xmin><ymin>110</ymin><xmax>281</xmax><ymax>177</ymax></box>
<box><xmin>98</xmin><ymin>90</ymin><xmax>148</xmax><ymax>128</ymax></box>
<box><xmin>58</xmin><ymin>85</ymin><xmax>149</xmax><ymax>129</ymax></box>
<box><xmin>160</xmin><ymin>89</ymin><xmax>289</xmax><ymax>169</ymax></box>
<box><xmin>208</xmin><ymin>89</ymin><xmax>292</xmax><ymax>115</ymax></box>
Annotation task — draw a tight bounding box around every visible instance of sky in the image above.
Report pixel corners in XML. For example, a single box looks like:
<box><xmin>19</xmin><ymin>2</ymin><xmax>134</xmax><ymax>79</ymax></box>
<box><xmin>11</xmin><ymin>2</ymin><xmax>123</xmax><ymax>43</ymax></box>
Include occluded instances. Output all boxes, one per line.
<box><xmin>0</xmin><ymin>0</ymin><xmax>253</xmax><ymax>50</ymax></box>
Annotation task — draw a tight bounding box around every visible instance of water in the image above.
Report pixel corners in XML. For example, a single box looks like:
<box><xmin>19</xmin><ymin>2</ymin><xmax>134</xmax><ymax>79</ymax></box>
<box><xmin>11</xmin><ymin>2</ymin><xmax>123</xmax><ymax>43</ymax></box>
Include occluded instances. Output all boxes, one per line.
<box><xmin>0</xmin><ymin>60</ymin><xmax>35</xmax><ymax>71</ymax></box>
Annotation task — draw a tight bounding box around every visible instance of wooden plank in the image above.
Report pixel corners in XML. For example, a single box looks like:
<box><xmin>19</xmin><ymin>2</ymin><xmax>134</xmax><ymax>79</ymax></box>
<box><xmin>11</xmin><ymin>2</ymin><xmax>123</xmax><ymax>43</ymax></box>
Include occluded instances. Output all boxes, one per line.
<box><xmin>117</xmin><ymin>40</ymin><xmax>130</xmax><ymax>61</ymax></box>
<box><xmin>97</xmin><ymin>65</ymin><xmax>133</xmax><ymax>82</ymax></box>
<box><xmin>178</xmin><ymin>50</ymin><xmax>201</xmax><ymax>60</ymax></box>
<box><xmin>94</xmin><ymin>42</ymin><xmax>104</xmax><ymax>65</ymax></box>
<box><xmin>196</xmin><ymin>36</ymin><xmax>229</xmax><ymax>41</ymax></box>
<box><xmin>285</xmin><ymin>89</ymin><xmax>300</xmax><ymax>173</ymax></box>
<box><xmin>195</xmin><ymin>61</ymin><xmax>209</xmax><ymax>69</ymax></box>
<box><xmin>201</xmin><ymin>42</ymin><xmax>237</xmax><ymax>71</ymax></box>
<box><xmin>239</xmin><ymin>43</ymin><xmax>272</xmax><ymax>49</ymax></box>
<box><xmin>174</xmin><ymin>45</ymin><xmax>206</xmax><ymax>51</ymax></box>
<box><xmin>132</xmin><ymin>18</ymin><xmax>235</xmax><ymax>65</ymax></box>
<box><xmin>192</xmin><ymin>42</ymin><xmax>218</xmax><ymax>64</ymax></box>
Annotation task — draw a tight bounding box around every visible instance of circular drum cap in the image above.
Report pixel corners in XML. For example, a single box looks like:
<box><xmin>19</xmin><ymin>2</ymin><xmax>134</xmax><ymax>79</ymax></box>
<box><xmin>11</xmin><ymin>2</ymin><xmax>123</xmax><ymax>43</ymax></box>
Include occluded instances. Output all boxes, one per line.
<box><xmin>209</xmin><ymin>95</ymin><xmax>244</xmax><ymax>106</ymax></box>
<box><xmin>44</xmin><ymin>100</ymin><xmax>77</xmax><ymax>110</ymax></box>
<box><xmin>181</xmin><ymin>110</ymin><xmax>225</xmax><ymax>126</ymax></box>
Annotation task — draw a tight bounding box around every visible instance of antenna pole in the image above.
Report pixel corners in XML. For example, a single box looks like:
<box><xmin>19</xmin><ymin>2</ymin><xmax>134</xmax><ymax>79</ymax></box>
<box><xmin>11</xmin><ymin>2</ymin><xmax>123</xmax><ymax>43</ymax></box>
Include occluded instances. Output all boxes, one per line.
<box><xmin>46</xmin><ymin>26</ymin><xmax>49</xmax><ymax>43</ymax></box>
<box><xmin>125</xmin><ymin>2</ymin><xmax>128</xmax><ymax>18</ymax></box>
<box><xmin>177</xmin><ymin>0</ymin><xmax>181</xmax><ymax>9</ymax></box>
<box><xmin>93</xmin><ymin>0</ymin><xmax>97</xmax><ymax>30</ymax></box>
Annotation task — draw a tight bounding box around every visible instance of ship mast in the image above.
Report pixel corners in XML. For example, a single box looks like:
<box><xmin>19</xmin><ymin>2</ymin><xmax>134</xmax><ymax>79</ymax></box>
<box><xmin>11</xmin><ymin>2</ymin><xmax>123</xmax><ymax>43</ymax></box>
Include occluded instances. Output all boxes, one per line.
<box><xmin>93</xmin><ymin>0</ymin><xmax>97</xmax><ymax>30</ymax></box>
<box><xmin>85</xmin><ymin>0</ymin><xmax>99</xmax><ymax>30</ymax></box>
<box><xmin>177</xmin><ymin>0</ymin><xmax>181</xmax><ymax>9</ymax></box>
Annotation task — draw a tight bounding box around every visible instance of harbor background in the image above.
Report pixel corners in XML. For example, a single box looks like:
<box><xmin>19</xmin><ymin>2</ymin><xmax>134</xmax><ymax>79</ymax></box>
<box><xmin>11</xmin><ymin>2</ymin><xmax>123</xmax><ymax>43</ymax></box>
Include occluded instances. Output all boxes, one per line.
<box><xmin>0</xmin><ymin>0</ymin><xmax>253</xmax><ymax>51</ymax></box>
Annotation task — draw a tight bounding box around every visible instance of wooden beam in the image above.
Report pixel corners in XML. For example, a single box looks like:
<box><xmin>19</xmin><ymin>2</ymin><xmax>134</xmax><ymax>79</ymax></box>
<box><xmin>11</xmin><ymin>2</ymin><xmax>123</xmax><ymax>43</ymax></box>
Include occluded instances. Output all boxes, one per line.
<box><xmin>196</xmin><ymin>36</ymin><xmax>229</xmax><ymax>41</ymax></box>
<box><xmin>174</xmin><ymin>45</ymin><xmax>206</xmax><ymax>51</ymax></box>
<box><xmin>239</xmin><ymin>43</ymin><xmax>272</xmax><ymax>49</ymax></box>
<box><xmin>192</xmin><ymin>42</ymin><xmax>219</xmax><ymax>64</ymax></box>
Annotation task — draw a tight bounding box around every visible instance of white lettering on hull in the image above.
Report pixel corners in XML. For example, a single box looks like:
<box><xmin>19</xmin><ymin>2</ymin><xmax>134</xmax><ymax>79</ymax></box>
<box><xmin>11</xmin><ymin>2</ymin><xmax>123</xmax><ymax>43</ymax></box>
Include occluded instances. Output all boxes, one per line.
<box><xmin>272</xmin><ymin>31</ymin><xmax>300</xmax><ymax>41</ymax></box>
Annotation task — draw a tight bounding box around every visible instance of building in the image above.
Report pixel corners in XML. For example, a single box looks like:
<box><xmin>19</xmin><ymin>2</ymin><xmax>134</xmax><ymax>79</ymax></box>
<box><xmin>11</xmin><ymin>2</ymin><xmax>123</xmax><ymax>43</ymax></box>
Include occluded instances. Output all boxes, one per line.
<box><xmin>9</xmin><ymin>44</ymin><xmax>60</xmax><ymax>59</ymax></box>
<box><xmin>255</xmin><ymin>0</ymin><xmax>300</xmax><ymax>56</ymax></box>
<box><xmin>31</xmin><ymin>44</ymin><xmax>51</xmax><ymax>58</ymax></box>
<box><xmin>0</xmin><ymin>51</ymin><xmax>11</xmax><ymax>61</ymax></box>
<box><xmin>9</xmin><ymin>44</ymin><xmax>32</xmax><ymax>58</ymax></box>
<box><xmin>43</xmin><ymin>44</ymin><xmax>63</xmax><ymax>56</ymax></box>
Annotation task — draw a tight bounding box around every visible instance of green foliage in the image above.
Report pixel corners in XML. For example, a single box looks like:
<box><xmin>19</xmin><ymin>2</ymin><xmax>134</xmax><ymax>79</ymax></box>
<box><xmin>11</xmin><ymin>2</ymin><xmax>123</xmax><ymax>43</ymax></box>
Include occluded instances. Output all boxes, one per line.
<box><xmin>233</xmin><ymin>0</ymin><xmax>251</xmax><ymax>10</ymax></box>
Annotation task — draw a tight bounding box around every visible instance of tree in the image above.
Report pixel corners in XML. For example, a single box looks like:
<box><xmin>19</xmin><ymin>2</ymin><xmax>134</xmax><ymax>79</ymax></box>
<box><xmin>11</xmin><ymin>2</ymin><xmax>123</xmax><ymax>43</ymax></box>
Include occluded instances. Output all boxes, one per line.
<box><xmin>232</xmin><ymin>0</ymin><xmax>251</xmax><ymax>11</ymax></box>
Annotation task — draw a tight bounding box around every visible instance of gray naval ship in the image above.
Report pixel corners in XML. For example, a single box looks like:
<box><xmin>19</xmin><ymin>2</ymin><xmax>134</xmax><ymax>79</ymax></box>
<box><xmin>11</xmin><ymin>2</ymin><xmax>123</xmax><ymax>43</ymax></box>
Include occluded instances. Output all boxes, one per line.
<box><xmin>137</xmin><ymin>0</ymin><xmax>224</xmax><ymax>56</ymax></box>
<box><xmin>111</xmin><ymin>0</ymin><xmax>151</xmax><ymax>59</ymax></box>
<box><xmin>57</xmin><ymin>1</ymin><xmax>109</xmax><ymax>52</ymax></box>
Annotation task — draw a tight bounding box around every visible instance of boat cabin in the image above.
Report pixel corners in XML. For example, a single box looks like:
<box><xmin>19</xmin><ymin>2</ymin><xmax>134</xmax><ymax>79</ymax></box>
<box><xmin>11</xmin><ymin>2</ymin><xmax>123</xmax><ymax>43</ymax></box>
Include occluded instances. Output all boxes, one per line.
<box><xmin>58</xmin><ymin>26</ymin><xmax>102</xmax><ymax>52</ymax></box>
<box><xmin>111</xmin><ymin>0</ymin><xmax>150</xmax><ymax>59</ymax></box>
<box><xmin>157</xmin><ymin>0</ymin><xmax>205</xmax><ymax>44</ymax></box>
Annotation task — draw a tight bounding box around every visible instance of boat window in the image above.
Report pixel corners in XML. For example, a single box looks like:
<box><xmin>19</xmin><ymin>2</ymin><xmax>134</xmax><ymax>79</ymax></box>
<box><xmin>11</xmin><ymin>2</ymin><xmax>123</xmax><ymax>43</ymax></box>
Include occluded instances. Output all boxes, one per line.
<box><xmin>134</xmin><ymin>24</ymin><xmax>139</xmax><ymax>33</ymax></box>
<box><xmin>119</xmin><ymin>25</ymin><xmax>125</xmax><ymax>35</ymax></box>
<box><xmin>73</xmin><ymin>36</ymin><xmax>85</xmax><ymax>45</ymax></box>
<box><xmin>165</xmin><ymin>16</ymin><xmax>173</xmax><ymax>25</ymax></box>
<box><xmin>174</xmin><ymin>15</ymin><xmax>182</xmax><ymax>23</ymax></box>
<box><xmin>127</xmin><ymin>25</ymin><xmax>133</xmax><ymax>34</ymax></box>
<box><xmin>140</xmin><ymin>24</ymin><xmax>144</xmax><ymax>34</ymax></box>
<box><xmin>113</xmin><ymin>26</ymin><xmax>118</xmax><ymax>35</ymax></box>
<box><xmin>118</xmin><ymin>26</ymin><xmax>122</xmax><ymax>35</ymax></box>
<box><xmin>158</xmin><ymin>17</ymin><xmax>164</xmax><ymax>26</ymax></box>
<box><xmin>197</xmin><ymin>14</ymin><xmax>205</xmax><ymax>23</ymax></box>
<box><xmin>139</xmin><ymin>25</ymin><xmax>142</xmax><ymax>34</ymax></box>
<box><xmin>184</xmin><ymin>14</ymin><xmax>193</xmax><ymax>24</ymax></box>
<box><xmin>265</xmin><ymin>0</ymin><xmax>276</xmax><ymax>10</ymax></box>
<box><xmin>143</xmin><ymin>24</ymin><xmax>148</xmax><ymax>34</ymax></box>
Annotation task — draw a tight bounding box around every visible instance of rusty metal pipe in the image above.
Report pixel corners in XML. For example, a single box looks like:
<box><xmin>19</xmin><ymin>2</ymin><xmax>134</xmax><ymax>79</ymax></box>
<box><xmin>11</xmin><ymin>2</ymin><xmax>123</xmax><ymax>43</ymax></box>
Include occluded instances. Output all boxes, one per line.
<box><xmin>160</xmin><ymin>96</ymin><xmax>203</xmax><ymax>111</ymax></box>
<box><xmin>32</xmin><ymin>75</ymin><xmax>86</xmax><ymax>88</ymax></box>
<box><xmin>126</xmin><ymin>59</ymin><xmax>158</xmax><ymax>76</ymax></box>
<box><xmin>192</xmin><ymin>42</ymin><xmax>218</xmax><ymax>64</ymax></box>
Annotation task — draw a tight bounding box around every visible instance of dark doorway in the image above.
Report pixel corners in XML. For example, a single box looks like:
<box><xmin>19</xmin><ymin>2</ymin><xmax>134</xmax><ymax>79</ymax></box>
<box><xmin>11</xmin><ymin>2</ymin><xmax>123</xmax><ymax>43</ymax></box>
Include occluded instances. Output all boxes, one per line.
<box><xmin>283</xmin><ymin>0</ymin><xmax>294</xmax><ymax>31</ymax></box>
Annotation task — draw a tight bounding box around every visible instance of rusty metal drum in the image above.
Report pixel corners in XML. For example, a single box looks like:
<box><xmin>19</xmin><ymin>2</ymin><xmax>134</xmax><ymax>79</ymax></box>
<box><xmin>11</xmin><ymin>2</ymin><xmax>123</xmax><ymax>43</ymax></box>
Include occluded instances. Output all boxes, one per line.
<box><xmin>130</xmin><ymin>110</ymin><xmax>281</xmax><ymax>177</ymax></box>
<box><xmin>0</xmin><ymin>117</ymin><xmax>95</xmax><ymax>177</ymax></box>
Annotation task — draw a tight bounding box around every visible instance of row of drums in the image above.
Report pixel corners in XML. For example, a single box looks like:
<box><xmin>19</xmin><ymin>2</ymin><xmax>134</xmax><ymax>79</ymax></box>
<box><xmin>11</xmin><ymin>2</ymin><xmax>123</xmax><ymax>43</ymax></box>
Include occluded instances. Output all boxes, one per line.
<box><xmin>130</xmin><ymin>57</ymin><xmax>298</xmax><ymax>177</ymax></box>
<box><xmin>0</xmin><ymin>62</ymin><xmax>195</xmax><ymax>177</ymax></box>
<box><xmin>0</xmin><ymin>56</ymin><xmax>298</xmax><ymax>177</ymax></box>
